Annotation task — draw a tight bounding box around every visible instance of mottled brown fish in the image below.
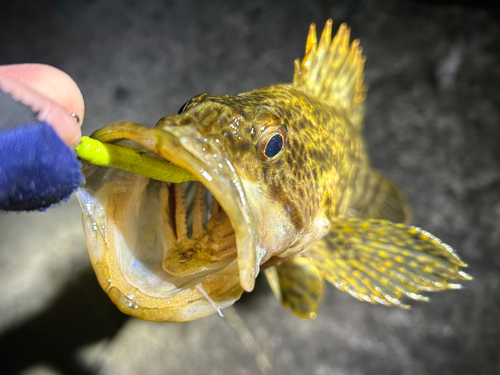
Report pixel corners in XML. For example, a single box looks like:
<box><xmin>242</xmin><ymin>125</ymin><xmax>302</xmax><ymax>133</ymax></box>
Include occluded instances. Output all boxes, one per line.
<box><xmin>77</xmin><ymin>20</ymin><xmax>471</xmax><ymax>321</ymax></box>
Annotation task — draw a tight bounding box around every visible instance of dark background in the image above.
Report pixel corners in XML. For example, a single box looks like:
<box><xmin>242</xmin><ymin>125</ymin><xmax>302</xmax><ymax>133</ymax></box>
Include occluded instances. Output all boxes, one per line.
<box><xmin>0</xmin><ymin>0</ymin><xmax>499</xmax><ymax>374</ymax></box>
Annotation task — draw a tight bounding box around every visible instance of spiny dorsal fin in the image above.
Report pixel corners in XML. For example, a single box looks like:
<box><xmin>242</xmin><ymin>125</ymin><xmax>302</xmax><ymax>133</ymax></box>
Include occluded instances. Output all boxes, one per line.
<box><xmin>293</xmin><ymin>20</ymin><xmax>367</xmax><ymax>130</ymax></box>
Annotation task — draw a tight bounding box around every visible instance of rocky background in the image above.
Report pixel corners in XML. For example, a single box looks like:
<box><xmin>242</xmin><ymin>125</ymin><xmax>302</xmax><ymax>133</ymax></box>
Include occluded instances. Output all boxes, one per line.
<box><xmin>0</xmin><ymin>0</ymin><xmax>499</xmax><ymax>374</ymax></box>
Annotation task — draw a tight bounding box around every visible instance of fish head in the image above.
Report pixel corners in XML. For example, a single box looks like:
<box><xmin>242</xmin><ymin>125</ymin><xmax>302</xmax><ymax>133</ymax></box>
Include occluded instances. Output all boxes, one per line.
<box><xmin>77</xmin><ymin>86</ymin><xmax>330</xmax><ymax>321</ymax></box>
<box><xmin>163</xmin><ymin>89</ymin><xmax>331</xmax><ymax>264</ymax></box>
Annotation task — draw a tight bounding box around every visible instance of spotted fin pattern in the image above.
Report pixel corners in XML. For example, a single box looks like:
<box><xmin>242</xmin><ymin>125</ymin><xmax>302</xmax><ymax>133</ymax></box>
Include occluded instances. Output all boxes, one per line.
<box><xmin>293</xmin><ymin>20</ymin><xmax>367</xmax><ymax>130</ymax></box>
<box><xmin>305</xmin><ymin>219</ymin><xmax>472</xmax><ymax>308</ymax></box>
<box><xmin>265</xmin><ymin>257</ymin><xmax>324</xmax><ymax>318</ymax></box>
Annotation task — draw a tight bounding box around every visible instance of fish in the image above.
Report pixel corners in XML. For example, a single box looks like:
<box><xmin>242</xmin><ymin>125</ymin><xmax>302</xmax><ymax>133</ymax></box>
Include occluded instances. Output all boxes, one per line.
<box><xmin>76</xmin><ymin>20</ymin><xmax>471</xmax><ymax>322</ymax></box>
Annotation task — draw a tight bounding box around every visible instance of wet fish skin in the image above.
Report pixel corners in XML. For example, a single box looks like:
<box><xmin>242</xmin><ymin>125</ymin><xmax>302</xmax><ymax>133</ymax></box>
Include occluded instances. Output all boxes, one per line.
<box><xmin>77</xmin><ymin>20</ymin><xmax>470</xmax><ymax>321</ymax></box>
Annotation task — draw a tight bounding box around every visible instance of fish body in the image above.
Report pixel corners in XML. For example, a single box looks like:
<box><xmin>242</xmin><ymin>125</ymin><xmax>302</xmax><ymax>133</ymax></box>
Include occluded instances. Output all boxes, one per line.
<box><xmin>77</xmin><ymin>21</ymin><xmax>470</xmax><ymax>321</ymax></box>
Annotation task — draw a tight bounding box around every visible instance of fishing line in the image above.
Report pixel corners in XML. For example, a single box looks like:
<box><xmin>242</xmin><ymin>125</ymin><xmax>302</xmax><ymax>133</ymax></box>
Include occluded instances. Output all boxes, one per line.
<box><xmin>195</xmin><ymin>283</ymin><xmax>273</xmax><ymax>375</ymax></box>
<box><xmin>195</xmin><ymin>283</ymin><xmax>225</xmax><ymax>318</ymax></box>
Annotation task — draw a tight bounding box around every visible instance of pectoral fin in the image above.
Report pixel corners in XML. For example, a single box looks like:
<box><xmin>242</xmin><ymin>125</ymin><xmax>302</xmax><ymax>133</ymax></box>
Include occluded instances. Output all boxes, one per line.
<box><xmin>353</xmin><ymin>171</ymin><xmax>410</xmax><ymax>224</ymax></box>
<box><xmin>265</xmin><ymin>257</ymin><xmax>324</xmax><ymax>318</ymax></box>
<box><xmin>304</xmin><ymin>219</ymin><xmax>471</xmax><ymax>308</ymax></box>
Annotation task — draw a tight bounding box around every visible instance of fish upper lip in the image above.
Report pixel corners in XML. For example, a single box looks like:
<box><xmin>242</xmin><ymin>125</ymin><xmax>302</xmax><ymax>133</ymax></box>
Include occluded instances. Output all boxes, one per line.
<box><xmin>91</xmin><ymin>120</ymin><xmax>258</xmax><ymax>292</ymax></box>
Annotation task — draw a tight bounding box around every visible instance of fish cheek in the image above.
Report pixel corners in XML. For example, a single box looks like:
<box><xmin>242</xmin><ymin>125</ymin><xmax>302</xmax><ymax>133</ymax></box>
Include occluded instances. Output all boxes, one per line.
<box><xmin>283</xmin><ymin>197</ymin><xmax>306</xmax><ymax>235</ymax></box>
<box><xmin>259</xmin><ymin>152</ymin><xmax>311</xmax><ymax>235</ymax></box>
<box><xmin>267</xmin><ymin>180</ymin><xmax>306</xmax><ymax>237</ymax></box>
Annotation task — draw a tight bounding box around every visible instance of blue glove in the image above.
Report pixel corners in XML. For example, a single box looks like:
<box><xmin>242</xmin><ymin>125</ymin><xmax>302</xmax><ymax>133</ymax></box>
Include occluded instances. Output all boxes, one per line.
<box><xmin>0</xmin><ymin>87</ymin><xmax>84</xmax><ymax>211</ymax></box>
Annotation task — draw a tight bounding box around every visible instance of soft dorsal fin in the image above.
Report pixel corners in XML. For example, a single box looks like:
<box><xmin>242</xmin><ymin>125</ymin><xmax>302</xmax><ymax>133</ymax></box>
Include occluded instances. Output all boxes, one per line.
<box><xmin>293</xmin><ymin>20</ymin><xmax>367</xmax><ymax>130</ymax></box>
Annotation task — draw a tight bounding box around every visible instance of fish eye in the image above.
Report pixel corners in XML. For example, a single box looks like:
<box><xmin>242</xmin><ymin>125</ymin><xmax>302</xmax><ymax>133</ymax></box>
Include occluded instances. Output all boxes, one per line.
<box><xmin>265</xmin><ymin>134</ymin><xmax>284</xmax><ymax>158</ymax></box>
<box><xmin>257</xmin><ymin>126</ymin><xmax>287</xmax><ymax>163</ymax></box>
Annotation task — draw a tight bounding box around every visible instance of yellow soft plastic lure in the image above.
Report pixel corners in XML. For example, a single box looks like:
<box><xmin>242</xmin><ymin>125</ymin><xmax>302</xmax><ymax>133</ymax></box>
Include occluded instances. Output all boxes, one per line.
<box><xmin>76</xmin><ymin>20</ymin><xmax>471</xmax><ymax>322</ymax></box>
<box><xmin>76</xmin><ymin>134</ymin><xmax>196</xmax><ymax>183</ymax></box>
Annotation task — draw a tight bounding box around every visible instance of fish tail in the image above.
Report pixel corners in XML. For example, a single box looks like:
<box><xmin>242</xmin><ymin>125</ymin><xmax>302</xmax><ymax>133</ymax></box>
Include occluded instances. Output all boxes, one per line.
<box><xmin>293</xmin><ymin>20</ymin><xmax>366</xmax><ymax>130</ymax></box>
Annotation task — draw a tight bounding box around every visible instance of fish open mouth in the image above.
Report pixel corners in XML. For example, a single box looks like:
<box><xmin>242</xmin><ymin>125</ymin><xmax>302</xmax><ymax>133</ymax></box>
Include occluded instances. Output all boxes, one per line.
<box><xmin>76</xmin><ymin>121</ymin><xmax>258</xmax><ymax>322</ymax></box>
